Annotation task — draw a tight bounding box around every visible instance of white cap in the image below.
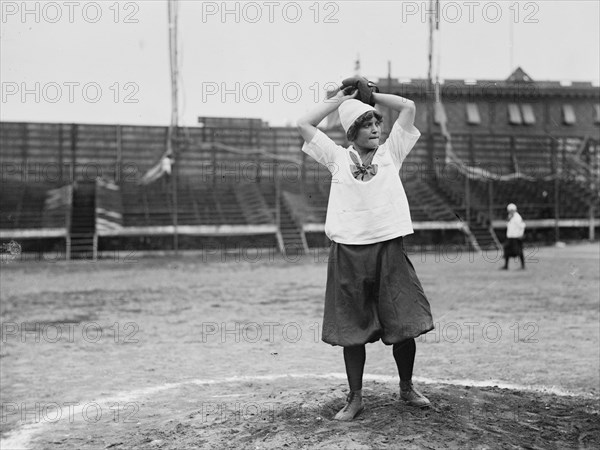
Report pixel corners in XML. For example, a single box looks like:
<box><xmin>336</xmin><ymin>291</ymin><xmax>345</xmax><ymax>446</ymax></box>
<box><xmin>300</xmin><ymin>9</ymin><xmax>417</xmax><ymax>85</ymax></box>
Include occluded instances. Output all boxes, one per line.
<box><xmin>338</xmin><ymin>99</ymin><xmax>377</xmax><ymax>132</ymax></box>
<box><xmin>507</xmin><ymin>203</ymin><xmax>517</xmax><ymax>211</ymax></box>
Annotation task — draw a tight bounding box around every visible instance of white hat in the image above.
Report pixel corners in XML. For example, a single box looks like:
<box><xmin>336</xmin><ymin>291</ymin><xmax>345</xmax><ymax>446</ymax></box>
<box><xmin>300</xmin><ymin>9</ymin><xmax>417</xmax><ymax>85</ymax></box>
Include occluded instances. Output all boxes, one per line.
<box><xmin>507</xmin><ymin>203</ymin><xmax>517</xmax><ymax>211</ymax></box>
<box><xmin>338</xmin><ymin>99</ymin><xmax>377</xmax><ymax>132</ymax></box>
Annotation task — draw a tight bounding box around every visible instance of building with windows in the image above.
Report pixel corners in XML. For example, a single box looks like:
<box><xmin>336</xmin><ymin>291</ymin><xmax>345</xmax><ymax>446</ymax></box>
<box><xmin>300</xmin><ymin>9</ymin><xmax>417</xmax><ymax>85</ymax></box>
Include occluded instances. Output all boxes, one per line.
<box><xmin>374</xmin><ymin>67</ymin><xmax>599</xmax><ymax>139</ymax></box>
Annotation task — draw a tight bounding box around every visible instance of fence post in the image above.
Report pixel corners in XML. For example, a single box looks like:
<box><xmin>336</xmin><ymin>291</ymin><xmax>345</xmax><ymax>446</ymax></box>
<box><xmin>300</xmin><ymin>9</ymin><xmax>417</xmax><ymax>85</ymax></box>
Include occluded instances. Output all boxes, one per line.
<box><xmin>21</xmin><ymin>124</ymin><xmax>28</xmax><ymax>182</ymax></box>
<box><xmin>590</xmin><ymin>202</ymin><xmax>595</xmax><ymax>241</ymax></box>
<box><xmin>172</xmin><ymin>127</ymin><xmax>179</xmax><ymax>254</ymax></box>
<box><xmin>427</xmin><ymin>132</ymin><xmax>435</xmax><ymax>175</ymax></box>
<box><xmin>274</xmin><ymin>155</ymin><xmax>284</xmax><ymax>255</ymax></box>
<box><xmin>70</xmin><ymin>124</ymin><xmax>77</xmax><ymax>183</ymax></box>
<box><xmin>465</xmin><ymin>173</ymin><xmax>470</xmax><ymax>224</ymax></box>
<box><xmin>275</xmin><ymin>157</ymin><xmax>280</xmax><ymax>229</ymax></box>
<box><xmin>212</xmin><ymin>141</ymin><xmax>217</xmax><ymax>189</ymax></box>
<box><xmin>301</xmin><ymin>151</ymin><xmax>306</xmax><ymax>187</ymax></box>
<box><xmin>468</xmin><ymin>134</ymin><xmax>474</xmax><ymax>164</ymax></box>
<box><xmin>58</xmin><ymin>124</ymin><xmax>64</xmax><ymax>183</ymax></box>
<box><xmin>552</xmin><ymin>138</ymin><xmax>560</xmax><ymax>242</ymax></box>
<box><xmin>509</xmin><ymin>135</ymin><xmax>517</xmax><ymax>173</ymax></box>
<box><xmin>588</xmin><ymin>139</ymin><xmax>596</xmax><ymax>241</ymax></box>
<box><xmin>488</xmin><ymin>180</ymin><xmax>494</xmax><ymax>224</ymax></box>
<box><xmin>115</xmin><ymin>125</ymin><xmax>122</xmax><ymax>183</ymax></box>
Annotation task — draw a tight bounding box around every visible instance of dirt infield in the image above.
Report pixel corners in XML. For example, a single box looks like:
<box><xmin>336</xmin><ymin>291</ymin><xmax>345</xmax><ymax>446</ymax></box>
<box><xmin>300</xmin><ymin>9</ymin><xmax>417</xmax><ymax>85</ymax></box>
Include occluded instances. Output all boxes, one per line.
<box><xmin>1</xmin><ymin>243</ymin><xmax>599</xmax><ymax>449</ymax></box>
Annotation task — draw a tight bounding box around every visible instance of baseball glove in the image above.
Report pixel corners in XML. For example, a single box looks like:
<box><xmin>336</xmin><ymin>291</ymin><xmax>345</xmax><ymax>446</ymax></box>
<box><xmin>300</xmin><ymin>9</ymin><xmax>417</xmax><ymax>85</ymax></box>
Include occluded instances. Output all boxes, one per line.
<box><xmin>340</xmin><ymin>76</ymin><xmax>379</xmax><ymax>106</ymax></box>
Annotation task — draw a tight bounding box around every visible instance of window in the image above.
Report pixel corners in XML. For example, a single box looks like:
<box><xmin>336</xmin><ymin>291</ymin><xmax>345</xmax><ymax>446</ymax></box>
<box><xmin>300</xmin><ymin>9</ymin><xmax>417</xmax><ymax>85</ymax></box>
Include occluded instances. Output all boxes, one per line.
<box><xmin>521</xmin><ymin>104</ymin><xmax>536</xmax><ymax>125</ymax></box>
<box><xmin>562</xmin><ymin>104</ymin><xmax>576</xmax><ymax>125</ymax></box>
<box><xmin>508</xmin><ymin>103</ymin><xmax>522</xmax><ymax>125</ymax></box>
<box><xmin>595</xmin><ymin>104</ymin><xmax>600</xmax><ymax>124</ymax></box>
<box><xmin>466</xmin><ymin>103</ymin><xmax>481</xmax><ymax>125</ymax></box>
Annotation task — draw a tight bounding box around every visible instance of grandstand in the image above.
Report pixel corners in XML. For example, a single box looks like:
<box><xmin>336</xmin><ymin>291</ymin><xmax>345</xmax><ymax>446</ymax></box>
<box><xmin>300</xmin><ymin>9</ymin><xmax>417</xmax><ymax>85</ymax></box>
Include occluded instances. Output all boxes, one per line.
<box><xmin>1</xmin><ymin>68</ymin><xmax>598</xmax><ymax>259</ymax></box>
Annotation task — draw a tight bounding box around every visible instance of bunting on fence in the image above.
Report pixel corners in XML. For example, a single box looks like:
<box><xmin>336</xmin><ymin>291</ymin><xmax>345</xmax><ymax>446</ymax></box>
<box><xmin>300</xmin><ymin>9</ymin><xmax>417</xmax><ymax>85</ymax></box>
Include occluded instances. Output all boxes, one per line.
<box><xmin>139</xmin><ymin>154</ymin><xmax>173</xmax><ymax>185</ymax></box>
<box><xmin>96</xmin><ymin>178</ymin><xmax>123</xmax><ymax>232</ymax></box>
<box><xmin>42</xmin><ymin>185</ymin><xmax>72</xmax><ymax>229</ymax></box>
<box><xmin>43</xmin><ymin>185</ymin><xmax>73</xmax><ymax>210</ymax></box>
<box><xmin>97</xmin><ymin>178</ymin><xmax>119</xmax><ymax>191</ymax></box>
<box><xmin>96</xmin><ymin>209</ymin><xmax>123</xmax><ymax>232</ymax></box>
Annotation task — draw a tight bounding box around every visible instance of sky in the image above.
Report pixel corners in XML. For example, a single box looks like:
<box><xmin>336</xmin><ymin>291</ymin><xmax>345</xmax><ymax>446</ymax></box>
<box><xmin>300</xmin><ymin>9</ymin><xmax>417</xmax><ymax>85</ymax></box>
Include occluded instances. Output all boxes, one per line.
<box><xmin>1</xmin><ymin>0</ymin><xmax>599</xmax><ymax>127</ymax></box>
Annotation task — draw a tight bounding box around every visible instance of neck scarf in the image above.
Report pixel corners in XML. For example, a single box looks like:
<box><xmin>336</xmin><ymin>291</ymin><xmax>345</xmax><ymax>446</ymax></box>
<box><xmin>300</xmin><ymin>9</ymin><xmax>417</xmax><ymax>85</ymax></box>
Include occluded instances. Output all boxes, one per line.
<box><xmin>349</xmin><ymin>149</ymin><xmax>378</xmax><ymax>181</ymax></box>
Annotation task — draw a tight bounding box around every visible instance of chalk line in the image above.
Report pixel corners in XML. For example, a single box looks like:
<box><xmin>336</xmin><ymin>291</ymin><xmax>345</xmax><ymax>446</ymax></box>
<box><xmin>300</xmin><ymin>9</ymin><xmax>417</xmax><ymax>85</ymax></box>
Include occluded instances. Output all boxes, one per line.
<box><xmin>1</xmin><ymin>373</ymin><xmax>595</xmax><ymax>450</ymax></box>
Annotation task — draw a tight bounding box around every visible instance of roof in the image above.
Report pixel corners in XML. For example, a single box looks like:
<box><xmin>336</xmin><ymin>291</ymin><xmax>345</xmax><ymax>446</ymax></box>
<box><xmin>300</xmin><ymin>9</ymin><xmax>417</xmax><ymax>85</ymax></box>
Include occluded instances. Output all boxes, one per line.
<box><xmin>376</xmin><ymin>67</ymin><xmax>600</xmax><ymax>98</ymax></box>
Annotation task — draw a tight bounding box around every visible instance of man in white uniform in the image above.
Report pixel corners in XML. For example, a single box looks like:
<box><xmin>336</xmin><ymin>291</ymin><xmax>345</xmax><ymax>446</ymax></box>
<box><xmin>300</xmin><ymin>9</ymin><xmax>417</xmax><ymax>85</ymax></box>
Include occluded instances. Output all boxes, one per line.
<box><xmin>502</xmin><ymin>203</ymin><xmax>526</xmax><ymax>270</ymax></box>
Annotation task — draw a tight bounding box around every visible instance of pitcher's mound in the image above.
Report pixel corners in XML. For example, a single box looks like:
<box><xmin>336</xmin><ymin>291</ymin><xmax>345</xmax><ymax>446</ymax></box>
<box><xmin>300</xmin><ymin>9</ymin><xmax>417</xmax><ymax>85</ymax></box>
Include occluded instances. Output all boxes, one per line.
<box><xmin>30</xmin><ymin>379</ymin><xmax>600</xmax><ymax>449</ymax></box>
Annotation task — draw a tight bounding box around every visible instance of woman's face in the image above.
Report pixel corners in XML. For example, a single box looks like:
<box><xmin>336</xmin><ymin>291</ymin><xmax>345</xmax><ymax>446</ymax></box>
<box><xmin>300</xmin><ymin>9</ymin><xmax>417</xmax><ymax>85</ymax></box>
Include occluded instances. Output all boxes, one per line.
<box><xmin>353</xmin><ymin>117</ymin><xmax>381</xmax><ymax>151</ymax></box>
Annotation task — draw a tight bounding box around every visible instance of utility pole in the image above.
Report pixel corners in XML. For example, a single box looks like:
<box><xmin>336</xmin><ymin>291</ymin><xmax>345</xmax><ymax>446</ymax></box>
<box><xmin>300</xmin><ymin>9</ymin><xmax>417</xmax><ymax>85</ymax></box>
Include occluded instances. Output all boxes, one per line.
<box><xmin>168</xmin><ymin>0</ymin><xmax>179</xmax><ymax>254</ymax></box>
<box><xmin>426</xmin><ymin>0</ymin><xmax>437</xmax><ymax>175</ymax></box>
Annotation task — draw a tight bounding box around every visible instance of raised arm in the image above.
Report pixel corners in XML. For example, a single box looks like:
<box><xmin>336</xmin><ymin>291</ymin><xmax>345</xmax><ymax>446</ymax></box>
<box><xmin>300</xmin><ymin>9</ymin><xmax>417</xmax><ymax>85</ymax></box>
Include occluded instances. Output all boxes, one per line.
<box><xmin>297</xmin><ymin>88</ymin><xmax>358</xmax><ymax>143</ymax></box>
<box><xmin>372</xmin><ymin>92</ymin><xmax>417</xmax><ymax>134</ymax></box>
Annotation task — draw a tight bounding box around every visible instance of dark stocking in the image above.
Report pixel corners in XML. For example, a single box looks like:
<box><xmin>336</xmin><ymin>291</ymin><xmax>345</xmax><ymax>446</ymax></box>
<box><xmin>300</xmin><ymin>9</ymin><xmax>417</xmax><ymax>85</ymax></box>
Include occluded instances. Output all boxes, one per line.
<box><xmin>393</xmin><ymin>338</ymin><xmax>416</xmax><ymax>382</ymax></box>
<box><xmin>343</xmin><ymin>345</ymin><xmax>366</xmax><ymax>391</ymax></box>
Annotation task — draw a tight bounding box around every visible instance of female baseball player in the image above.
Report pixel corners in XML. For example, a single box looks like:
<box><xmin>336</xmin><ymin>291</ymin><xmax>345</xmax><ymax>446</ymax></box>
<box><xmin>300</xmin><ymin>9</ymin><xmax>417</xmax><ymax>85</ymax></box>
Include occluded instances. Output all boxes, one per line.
<box><xmin>297</xmin><ymin>83</ymin><xmax>434</xmax><ymax>420</ymax></box>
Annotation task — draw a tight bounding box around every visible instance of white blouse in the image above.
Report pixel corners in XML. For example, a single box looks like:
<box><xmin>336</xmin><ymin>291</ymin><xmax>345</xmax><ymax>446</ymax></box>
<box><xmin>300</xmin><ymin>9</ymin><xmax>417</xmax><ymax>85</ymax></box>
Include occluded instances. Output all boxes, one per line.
<box><xmin>302</xmin><ymin>121</ymin><xmax>421</xmax><ymax>244</ymax></box>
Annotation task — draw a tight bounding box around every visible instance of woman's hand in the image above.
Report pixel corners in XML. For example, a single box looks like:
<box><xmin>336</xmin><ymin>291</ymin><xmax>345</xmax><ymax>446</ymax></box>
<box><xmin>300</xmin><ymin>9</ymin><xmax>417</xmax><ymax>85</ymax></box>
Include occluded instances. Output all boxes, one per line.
<box><xmin>332</xmin><ymin>86</ymin><xmax>359</xmax><ymax>103</ymax></box>
<box><xmin>297</xmin><ymin>85</ymin><xmax>358</xmax><ymax>143</ymax></box>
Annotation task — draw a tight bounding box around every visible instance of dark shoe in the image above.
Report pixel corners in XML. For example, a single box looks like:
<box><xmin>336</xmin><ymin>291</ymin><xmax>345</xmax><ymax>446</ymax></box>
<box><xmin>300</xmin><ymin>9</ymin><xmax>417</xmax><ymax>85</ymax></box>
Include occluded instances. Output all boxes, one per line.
<box><xmin>400</xmin><ymin>381</ymin><xmax>430</xmax><ymax>408</ymax></box>
<box><xmin>499</xmin><ymin>266</ymin><xmax>508</xmax><ymax>270</ymax></box>
<box><xmin>334</xmin><ymin>390</ymin><xmax>364</xmax><ymax>421</ymax></box>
